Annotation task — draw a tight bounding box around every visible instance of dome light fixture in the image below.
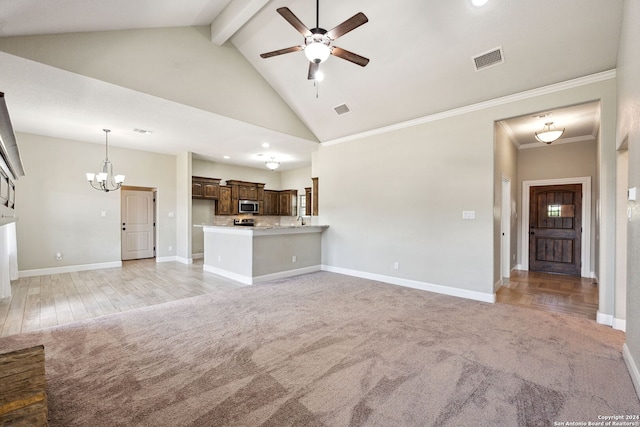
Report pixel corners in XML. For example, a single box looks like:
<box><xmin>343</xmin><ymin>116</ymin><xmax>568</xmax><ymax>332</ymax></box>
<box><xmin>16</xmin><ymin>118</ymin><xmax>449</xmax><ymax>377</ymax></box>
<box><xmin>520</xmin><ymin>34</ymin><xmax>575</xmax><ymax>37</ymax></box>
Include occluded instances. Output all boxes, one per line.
<box><xmin>535</xmin><ymin>121</ymin><xmax>565</xmax><ymax>144</ymax></box>
<box><xmin>265</xmin><ymin>157</ymin><xmax>280</xmax><ymax>171</ymax></box>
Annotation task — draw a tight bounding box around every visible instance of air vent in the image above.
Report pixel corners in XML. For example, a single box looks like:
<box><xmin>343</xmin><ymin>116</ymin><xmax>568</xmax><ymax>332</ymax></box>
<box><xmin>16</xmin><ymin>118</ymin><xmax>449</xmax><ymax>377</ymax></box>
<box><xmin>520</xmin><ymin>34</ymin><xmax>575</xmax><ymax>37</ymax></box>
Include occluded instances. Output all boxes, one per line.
<box><xmin>133</xmin><ymin>128</ymin><xmax>152</xmax><ymax>135</ymax></box>
<box><xmin>333</xmin><ymin>104</ymin><xmax>351</xmax><ymax>116</ymax></box>
<box><xmin>472</xmin><ymin>47</ymin><xmax>504</xmax><ymax>71</ymax></box>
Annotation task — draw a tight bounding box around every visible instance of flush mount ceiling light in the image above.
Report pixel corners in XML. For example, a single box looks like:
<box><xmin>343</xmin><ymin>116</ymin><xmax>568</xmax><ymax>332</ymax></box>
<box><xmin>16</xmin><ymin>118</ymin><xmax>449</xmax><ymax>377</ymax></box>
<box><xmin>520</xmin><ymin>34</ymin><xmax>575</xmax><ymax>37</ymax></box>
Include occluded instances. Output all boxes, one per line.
<box><xmin>265</xmin><ymin>157</ymin><xmax>280</xmax><ymax>171</ymax></box>
<box><xmin>86</xmin><ymin>129</ymin><xmax>125</xmax><ymax>192</ymax></box>
<box><xmin>535</xmin><ymin>121</ymin><xmax>565</xmax><ymax>144</ymax></box>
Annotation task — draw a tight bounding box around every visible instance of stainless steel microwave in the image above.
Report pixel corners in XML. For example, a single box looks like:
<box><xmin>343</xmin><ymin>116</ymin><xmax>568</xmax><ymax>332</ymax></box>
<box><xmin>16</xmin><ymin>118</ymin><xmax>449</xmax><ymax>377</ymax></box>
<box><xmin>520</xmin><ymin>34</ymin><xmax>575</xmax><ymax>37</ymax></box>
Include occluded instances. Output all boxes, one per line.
<box><xmin>239</xmin><ymin>200</ymin><xmax>259</xmax><ymax>213</ymax></box>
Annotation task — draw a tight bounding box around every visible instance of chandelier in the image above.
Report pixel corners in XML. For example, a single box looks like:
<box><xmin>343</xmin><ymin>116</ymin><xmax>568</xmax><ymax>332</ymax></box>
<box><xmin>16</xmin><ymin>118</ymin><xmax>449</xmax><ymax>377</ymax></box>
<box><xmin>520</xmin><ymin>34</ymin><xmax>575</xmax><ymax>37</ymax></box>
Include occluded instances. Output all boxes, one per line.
<box><xmin>86</xmin><ymin>129</ymin><xmax>125</xmax><ymax>192</ymax></box>
<box><xmin>265</xmin><ymin>157</ymin><xmax>280</xmax><ymax>170</ymax></box>
<box><xmin>534</xmin><ymin>121</ymin><xmax>565</xmax><ymax>144</ymax></box>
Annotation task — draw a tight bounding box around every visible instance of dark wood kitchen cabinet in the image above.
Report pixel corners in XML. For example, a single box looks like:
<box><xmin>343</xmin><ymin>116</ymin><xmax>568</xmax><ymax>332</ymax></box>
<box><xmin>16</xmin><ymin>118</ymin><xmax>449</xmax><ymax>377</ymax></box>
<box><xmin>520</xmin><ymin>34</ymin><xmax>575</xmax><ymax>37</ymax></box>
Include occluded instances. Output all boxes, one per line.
<box><xmin>215</xmin><ymin>186</ymin><xmax>233</xmax><ymax>215</ymax></box>
<box><xmin>263</xmin><ymin>190</ymin><xmax>280</xmax><ymax>215</ymax></box>
<box><xmin>304</xmin><ymin>187</ymin><xmax>312</xmax><ymax>216</ymax></box>
<box><xmin>279</xmin><ymin>190</ymin><xmax>298</xmax><ymax>217</ymax></box>
<box><xmin>192</xmin><ymin>177</ymin><xmax>220</xmax><ymax>199</ymax></box>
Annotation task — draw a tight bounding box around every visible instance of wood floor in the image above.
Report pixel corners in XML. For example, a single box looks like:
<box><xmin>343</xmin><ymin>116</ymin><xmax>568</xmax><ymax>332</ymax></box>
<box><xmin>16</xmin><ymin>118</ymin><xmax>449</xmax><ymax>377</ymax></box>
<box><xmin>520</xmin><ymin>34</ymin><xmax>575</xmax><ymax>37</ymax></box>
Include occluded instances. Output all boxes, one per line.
<box><xmin>0</xmin><ymin>259</ymin><xmax>245</xmax><ymax>338</ymax></box>
<box><xmin>1</xmin><ymin>261</ymin><xmax>599</xmax><ymax>338</ymax></box>
<box><xmin>496</xmin><ymin>270</ymin><xmax>598</xmax><ymax>320</ymax></box>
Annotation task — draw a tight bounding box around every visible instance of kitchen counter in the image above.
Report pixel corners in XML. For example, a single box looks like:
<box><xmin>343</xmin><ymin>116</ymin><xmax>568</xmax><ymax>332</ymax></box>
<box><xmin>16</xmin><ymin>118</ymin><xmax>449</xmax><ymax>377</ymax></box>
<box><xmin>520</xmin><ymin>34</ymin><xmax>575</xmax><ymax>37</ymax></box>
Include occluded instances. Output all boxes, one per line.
<box><xmin>202</xmin><ymin>225</ymin><xmax>328</xmax><ymax>284</ymax></box>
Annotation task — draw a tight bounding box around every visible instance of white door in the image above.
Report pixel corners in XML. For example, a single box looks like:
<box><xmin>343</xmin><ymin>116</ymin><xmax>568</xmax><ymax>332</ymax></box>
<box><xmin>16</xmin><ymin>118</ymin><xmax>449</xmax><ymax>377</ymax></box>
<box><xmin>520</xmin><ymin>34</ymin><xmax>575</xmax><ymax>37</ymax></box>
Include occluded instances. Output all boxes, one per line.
<box><xmin>121</xmin><ymin>189</ymin><xmax>155</xmax><ymax>260</ymax></box>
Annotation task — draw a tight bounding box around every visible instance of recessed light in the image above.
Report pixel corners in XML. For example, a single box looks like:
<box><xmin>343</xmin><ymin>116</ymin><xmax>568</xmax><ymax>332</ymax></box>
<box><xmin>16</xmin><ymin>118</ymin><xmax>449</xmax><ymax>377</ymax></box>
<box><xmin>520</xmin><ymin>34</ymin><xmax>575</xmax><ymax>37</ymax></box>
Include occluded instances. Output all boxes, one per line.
<box><xmin>262</xmin><ymin>142</ymin><xmax>270</xmax><ymax>148</ymax></box>
<box><xmin>223</xmin><ymin>155</ymin><xmax>230</xmax><ymax>159</ymax></box>
<box><xmin>472</xmin><ymin>0</ymin><xmax>488</xmax><ymax>6</ymax></box>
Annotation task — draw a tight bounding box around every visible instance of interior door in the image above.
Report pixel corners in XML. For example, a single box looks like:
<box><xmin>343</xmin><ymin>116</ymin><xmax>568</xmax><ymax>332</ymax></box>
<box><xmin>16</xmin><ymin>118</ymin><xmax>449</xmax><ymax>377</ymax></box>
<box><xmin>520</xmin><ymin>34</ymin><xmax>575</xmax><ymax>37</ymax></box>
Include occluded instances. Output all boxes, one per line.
<box><xmin>529</xmin><ymin>184</ymin><xmax>582</xmax><ymax>275</ymax></box>
<box><xmin>121</xmin><ymin>189</ymin><xmax>155</xmax><ymax>260</ymax></box>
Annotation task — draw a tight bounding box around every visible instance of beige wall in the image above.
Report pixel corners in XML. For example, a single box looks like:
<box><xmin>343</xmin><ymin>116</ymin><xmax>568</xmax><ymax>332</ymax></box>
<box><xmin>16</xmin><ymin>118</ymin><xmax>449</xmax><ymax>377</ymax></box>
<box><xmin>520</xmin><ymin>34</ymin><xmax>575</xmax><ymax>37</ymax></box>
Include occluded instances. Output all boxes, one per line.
<box><xmin>493</xmin><ymin>122</ymin><xmax>518</xmax><ymax>289</ymax></box>
<box><xmin>616</xmin><ymin>0</ymin><xmax>640</xmax><ymax>394</ymax></box>
<box><xmin>15</xmin><ymin>132</ymin><xmax>177</xmax><ymax>272</ymax></box>
<box><xmin>517</xmin><ymin>140</ymin><xmax>598</xmax><ymax>274</ymax></box>
<box><xmin>0</xmin><ymin>27</ymin><xmax>316</xmax><ymax>141</ymax></box>
<box><xmin>317</xmin><ymin>78</ymin><xmax>617</xmax><ymax>303</ymax></box>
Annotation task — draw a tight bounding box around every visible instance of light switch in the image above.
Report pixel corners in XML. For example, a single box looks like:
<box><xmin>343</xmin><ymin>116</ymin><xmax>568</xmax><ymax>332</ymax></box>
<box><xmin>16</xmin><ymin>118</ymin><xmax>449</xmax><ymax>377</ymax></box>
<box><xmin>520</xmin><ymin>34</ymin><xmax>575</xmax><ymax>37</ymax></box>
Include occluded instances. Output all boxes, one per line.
<box><xmin>462</xmin><ymin>210</ymin><xmax>476</xmax><ymax>220</ymax></box>
<box><xmin>101</xmin><ymin>211</ymin><xmax>107</xmax><ymax>217</ymax></box>
<box><xmin>629</xmin><ymin>187</ymin><xmax>637</xmax><ymax>202</ymax></box>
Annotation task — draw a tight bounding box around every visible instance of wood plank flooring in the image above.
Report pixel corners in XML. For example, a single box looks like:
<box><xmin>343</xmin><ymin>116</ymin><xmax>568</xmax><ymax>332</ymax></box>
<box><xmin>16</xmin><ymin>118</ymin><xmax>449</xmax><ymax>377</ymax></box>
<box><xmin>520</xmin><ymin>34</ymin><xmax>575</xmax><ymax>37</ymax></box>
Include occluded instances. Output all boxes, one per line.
<box><xmin>496</xmin><ymin>270</ymin><xmax>598</xmax><ymax>320</ymax></box>
<box><xmin>1</xmin><ymin>262</ymin><xmax>600</xmax><ymax>338</ymax></box>
<box><xmin>0</xmin><ymin>259</ymin><xmax>245</xmax><ymax>338</ymax></box>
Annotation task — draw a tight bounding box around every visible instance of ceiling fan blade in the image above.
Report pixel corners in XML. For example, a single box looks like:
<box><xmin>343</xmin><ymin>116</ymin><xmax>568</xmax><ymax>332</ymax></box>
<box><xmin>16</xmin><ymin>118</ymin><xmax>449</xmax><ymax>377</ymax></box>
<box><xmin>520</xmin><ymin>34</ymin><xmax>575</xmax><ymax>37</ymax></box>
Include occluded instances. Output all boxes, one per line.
<box><xmin>307</xmin><ymin>62</ymin><xmax>320</xmax><ymax>80</ymax></box>
<box><xmin>277</xmin><ymin>7</ymin><xmax>312</xmax><ymax>37</ymax></box>
<box><xmin>331</xmin><ymin>47</ymin><xmax>370</xmax><ymax>67</ymax></box>
<box><xmin>326</xmin><ymin>12</ymin><xmax>368</xmax><ymax>39</ymax></box>
<box><xmin>260</xmin><ymin>45</ymin><xmax>303</xmax><ymax>59</ymax></box>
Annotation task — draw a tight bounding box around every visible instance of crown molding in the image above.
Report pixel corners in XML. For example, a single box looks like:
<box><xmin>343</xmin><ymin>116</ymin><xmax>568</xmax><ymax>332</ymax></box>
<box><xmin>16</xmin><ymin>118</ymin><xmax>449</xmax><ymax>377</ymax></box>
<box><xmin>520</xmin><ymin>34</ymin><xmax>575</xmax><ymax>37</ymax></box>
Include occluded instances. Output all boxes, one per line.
<box><xmin>322</xmin><ymin>69</ymin><xmax>616</xmax><ymax>147</ymax></box>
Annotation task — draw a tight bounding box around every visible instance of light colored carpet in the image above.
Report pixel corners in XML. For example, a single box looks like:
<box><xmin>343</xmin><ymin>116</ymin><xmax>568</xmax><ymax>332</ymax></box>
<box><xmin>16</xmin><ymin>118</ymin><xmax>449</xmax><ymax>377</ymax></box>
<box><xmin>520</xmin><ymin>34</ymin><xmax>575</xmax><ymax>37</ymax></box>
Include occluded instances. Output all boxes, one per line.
<box><xmin>0</xmin><ymin>271</ymin><xmax>638</xmax><ymax>426</ymax></box>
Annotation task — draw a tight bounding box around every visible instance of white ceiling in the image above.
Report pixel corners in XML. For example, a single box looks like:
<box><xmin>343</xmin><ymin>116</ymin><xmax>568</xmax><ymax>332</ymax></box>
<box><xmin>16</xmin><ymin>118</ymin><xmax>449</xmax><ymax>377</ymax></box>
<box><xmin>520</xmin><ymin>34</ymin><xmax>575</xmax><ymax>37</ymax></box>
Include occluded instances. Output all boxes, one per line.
<box><xmin>0</xmin><ymin>0</ymin><xmax>624</xmax><ymax>170</ymax></box>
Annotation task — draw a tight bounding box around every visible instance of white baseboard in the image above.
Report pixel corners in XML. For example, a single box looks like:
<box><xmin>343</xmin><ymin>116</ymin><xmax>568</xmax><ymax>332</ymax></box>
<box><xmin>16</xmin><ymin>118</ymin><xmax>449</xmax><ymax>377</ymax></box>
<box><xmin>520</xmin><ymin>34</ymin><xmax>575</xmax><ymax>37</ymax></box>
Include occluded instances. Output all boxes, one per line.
<box><xmin>623</xmin><ymin>344</ymin><xmax>640</xmax><ymax>400</ymax></box>
<box><xmin>175</xmin><ymin>256</ymin><xmax>192</xmax><ymax>265</ymax></box>
<box><xmin>19</xmin><ymin>261</ymin><xmax>123</xmax><ymax>278</ymax></box>
<box><xmin>156</xmin><ymin>256</ymin><xmax>177</xmax><ymax>263</ymax></box>
<box><xmin>321</xmin><ymin>265</ymin><xmax>496</xmax><ymax>303</ymax></box>
<box><xmin>203</xmin><ymin>264</ymin><xmax>321</xmax><ymax>285</ymax></box>
<box><xmin>596</xmin><ymin>311</ymin><xmax>613</xmax><ymax>326</ymax></box>
<box><xmin>612</xmin><ymin>317</ymin><xmax>626</xmax><ymax>332</ymax></box>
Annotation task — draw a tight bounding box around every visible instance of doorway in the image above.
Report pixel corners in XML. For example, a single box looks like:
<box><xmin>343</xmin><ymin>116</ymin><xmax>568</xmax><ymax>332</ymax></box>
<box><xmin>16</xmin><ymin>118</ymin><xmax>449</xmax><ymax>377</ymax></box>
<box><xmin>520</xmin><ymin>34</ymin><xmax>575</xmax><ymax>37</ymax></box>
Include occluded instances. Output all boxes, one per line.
<box><xmin>121</xmin><ymin>188</ymin><xmax>156</xmax><ymax>260</ymax></box>
<box><xmin>528</xmin><ymin>184</ymin><xmax>582</xmax><ymax>275</ymax></box>
<box><xmin>521</xmin><ymin>177</ymin><xmax>591</xmax><ymax>277</ymax></box>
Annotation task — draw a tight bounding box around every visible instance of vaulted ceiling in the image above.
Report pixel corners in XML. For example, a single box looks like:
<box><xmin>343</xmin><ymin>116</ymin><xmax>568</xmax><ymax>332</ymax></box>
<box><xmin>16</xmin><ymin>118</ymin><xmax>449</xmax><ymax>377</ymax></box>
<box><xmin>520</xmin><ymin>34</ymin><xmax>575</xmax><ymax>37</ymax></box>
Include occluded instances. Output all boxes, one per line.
<box><xmin>0</xmin><ymin>0</ymin><xmax>624</xmax><ymax>170</ymax></box>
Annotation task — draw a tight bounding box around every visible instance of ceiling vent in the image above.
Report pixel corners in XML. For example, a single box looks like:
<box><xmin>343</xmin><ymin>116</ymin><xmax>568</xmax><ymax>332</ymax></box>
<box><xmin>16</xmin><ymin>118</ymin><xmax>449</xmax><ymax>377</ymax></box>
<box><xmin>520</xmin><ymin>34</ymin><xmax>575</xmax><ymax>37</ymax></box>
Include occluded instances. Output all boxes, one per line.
<box><xmin>472</xmin><ymin>47</ymin><xmax>504</xmax><ymax>71</ymax></box>
<box><xmin>333</xmin><ymin>104</ymin><xmax>351</xmax><ymax>116</ymax></box>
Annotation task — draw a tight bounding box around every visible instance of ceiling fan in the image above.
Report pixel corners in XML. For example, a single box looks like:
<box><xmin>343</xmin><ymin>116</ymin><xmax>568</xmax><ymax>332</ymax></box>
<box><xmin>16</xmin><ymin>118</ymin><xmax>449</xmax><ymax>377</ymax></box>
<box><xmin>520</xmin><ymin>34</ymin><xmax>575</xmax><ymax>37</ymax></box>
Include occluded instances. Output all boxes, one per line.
<box><xmin>260</xmin><ymin>0</ymin><xmax>369</xmax><ymax>80</ymax></box>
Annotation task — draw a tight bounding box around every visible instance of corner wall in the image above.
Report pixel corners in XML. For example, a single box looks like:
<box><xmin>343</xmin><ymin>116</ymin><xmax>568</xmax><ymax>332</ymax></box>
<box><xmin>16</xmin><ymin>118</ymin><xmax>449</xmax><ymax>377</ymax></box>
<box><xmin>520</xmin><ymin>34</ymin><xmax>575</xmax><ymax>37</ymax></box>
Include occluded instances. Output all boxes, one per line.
<box><xmin>616</xmin><ymin>0</ymin><xmax>640</xmax><ymax>397</ymax></box>
<box><xmin>15</xmin><ymin>132</ymin><xmax>177</xmax><ymax>274</ymax></box>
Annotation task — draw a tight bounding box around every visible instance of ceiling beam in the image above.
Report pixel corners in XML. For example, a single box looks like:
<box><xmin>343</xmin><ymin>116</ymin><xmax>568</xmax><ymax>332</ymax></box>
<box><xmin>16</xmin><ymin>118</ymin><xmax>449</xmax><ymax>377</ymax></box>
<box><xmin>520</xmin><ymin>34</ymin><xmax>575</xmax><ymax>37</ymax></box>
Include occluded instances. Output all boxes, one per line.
<box><xmin>210</xmin><ymin>0</ymin><xmax>269</xmax><ymax>46</ymax></box>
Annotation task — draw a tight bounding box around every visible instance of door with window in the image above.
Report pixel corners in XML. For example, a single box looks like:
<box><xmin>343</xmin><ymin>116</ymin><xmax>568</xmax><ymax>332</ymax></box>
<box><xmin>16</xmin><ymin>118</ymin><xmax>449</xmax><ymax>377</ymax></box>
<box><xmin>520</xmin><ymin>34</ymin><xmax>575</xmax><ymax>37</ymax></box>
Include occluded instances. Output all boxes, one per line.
<box><xmin>529</xmin><ymin>184</ymin><xmax>582</xmax><ymax>276</ymax></box>
<box><xmin>121</xmin><ymin>189</ymin><xmax>155</xmax><ymax>260</ymax></box>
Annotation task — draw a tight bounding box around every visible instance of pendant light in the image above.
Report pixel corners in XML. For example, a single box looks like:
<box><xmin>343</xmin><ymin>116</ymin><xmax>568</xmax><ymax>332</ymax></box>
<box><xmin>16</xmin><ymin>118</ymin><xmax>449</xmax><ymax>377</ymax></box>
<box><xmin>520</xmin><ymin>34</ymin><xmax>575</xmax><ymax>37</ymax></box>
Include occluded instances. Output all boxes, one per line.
<box><xmin>265</xmin><ymin>157</ymin><xmax>280</xmax><ymax>170</ymax></box>
<box><xmin>535</xmin><ymin>122</ymin><xmax>565</xmax><ymax>144</ymax></box>
<box><xmin>86</xmin><ymin>129</ymin><xmax>125</xmax><ymax>192</ymax></box>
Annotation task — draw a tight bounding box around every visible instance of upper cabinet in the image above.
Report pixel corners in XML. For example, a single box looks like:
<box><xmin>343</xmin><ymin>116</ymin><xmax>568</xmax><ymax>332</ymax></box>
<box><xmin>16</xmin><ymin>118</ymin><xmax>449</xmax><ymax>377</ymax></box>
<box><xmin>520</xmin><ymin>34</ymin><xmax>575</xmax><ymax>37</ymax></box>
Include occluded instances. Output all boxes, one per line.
<box><xmin>192</xmin><ymin>177</ymin><xmax>221</xmax><ymax>199</ymax></box>
<box><xmin>191</xmin><ymin>177</ymin><xmax>304</xmax><ymax>216</ymax></box>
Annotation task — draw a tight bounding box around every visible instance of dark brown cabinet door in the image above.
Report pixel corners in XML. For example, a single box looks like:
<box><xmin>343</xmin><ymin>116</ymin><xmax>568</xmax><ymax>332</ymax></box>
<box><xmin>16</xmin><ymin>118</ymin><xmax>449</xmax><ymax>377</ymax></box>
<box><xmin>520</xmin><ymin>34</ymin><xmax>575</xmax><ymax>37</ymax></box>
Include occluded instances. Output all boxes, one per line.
<box><xmin>192</xmin><ymin>181</ymin><xmax>204</xmax><ymax>198</ymax></box>
<box><xmin>203</xmin><ymin>183</ymin><xmax>219</xmax><ymax>199</ymax></box>
<box><xmin>529</xmin><ymin>184</ymin><xmax>582</xmax><ymax>276</ymax></box>
<box><xmin>216</xmin><ymin>186</ymin><xmax>233</xmax><ymax>215</ymax></box>
<box><xmin>263</xmin><ymin>190</ymin><xmax>279</xmax><ymax>215</ymax></box>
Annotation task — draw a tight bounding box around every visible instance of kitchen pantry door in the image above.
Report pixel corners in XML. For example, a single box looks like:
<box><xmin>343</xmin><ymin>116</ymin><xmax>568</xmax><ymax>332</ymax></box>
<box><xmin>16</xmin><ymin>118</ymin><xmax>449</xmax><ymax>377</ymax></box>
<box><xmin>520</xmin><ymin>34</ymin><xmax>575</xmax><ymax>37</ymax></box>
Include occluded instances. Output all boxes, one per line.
<box><xmin>528</xmin><ymin>184</ymin><xmax>582</xmax><ymax>276</ymax></box>
<box><xmin>121</xmin><ymin>189</ymin><xmax>155</xmax><ymax>260</ymax></box>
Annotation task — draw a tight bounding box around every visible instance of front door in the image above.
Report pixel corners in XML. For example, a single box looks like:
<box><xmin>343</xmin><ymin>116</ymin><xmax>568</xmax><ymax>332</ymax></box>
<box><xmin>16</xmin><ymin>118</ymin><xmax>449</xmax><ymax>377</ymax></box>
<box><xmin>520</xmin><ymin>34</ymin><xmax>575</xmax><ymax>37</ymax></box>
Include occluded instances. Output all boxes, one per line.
<box><xmin>121</xmin><ymin>189</ymin><xmax>155</xmax><ymax>260</ymax></box>
<box><xmin>529</xmin><ymin>184</ymin><xmax>582</xmax><ymax>276</ymax></box>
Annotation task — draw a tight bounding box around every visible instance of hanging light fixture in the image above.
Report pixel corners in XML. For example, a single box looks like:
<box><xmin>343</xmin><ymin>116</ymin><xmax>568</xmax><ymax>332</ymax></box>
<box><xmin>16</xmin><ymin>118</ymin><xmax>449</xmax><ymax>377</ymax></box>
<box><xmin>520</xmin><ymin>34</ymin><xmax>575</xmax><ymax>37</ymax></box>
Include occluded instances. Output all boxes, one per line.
<box><xmin>86</xmin><ymin>129</ymin><xmax>125</xmax><ymax>192</ymax></box>
<box><xmin>535</xmin><ymin>121</ymin><xmax>565</xmax><ymax>144</ymax></box>
<box><xmin>265</xmin><ymin>157</ymin><xmax>280</xmax><ymax>171</ymax></box>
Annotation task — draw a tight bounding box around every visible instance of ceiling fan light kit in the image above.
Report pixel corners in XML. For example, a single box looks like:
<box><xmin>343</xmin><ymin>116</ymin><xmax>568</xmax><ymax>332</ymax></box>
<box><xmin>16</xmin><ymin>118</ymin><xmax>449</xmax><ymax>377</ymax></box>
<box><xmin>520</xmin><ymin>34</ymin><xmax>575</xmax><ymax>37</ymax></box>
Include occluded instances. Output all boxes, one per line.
<box><xmin>534</xmin><ymin>121</ymin><xmax>565</xmax><ymax>144</ymax></box>
<box><xmin>260</xmin><ymin>0</ymin><xmax>369</xmax><ymax>81</ymax></box>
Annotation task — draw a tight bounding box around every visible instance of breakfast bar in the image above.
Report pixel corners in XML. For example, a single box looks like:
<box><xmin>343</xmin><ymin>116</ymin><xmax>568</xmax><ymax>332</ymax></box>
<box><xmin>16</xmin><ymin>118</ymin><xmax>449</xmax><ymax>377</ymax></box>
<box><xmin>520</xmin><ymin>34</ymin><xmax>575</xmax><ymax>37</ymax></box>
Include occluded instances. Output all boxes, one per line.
<box><xmin>202</xmin><ymin>225</ymin><xmax>328</xmax><ymax>284</ymax></box>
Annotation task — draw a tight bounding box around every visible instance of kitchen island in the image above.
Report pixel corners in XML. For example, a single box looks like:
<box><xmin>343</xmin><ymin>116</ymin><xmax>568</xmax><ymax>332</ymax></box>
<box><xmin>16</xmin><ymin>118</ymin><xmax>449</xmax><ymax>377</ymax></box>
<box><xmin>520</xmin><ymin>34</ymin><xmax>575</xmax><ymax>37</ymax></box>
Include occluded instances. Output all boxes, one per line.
<box><xmin>202</xmin><ymin>225</ymin><xmax>328</xmax><ymax>284</ymax></box>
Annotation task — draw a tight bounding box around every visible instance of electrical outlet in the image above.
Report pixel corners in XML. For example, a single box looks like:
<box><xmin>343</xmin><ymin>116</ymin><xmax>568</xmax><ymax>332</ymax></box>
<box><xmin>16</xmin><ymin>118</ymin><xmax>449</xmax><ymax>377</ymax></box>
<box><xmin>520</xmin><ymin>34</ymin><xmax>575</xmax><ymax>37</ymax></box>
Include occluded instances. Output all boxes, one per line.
<box><xmin>394</xmin><ymin>262</ymin><xmax>399</xmax><ymax>270</ymax></box>
<box><xmin>55</xmin><ymin>252</ymin><xmax>63</xmax><ymax>261</ymax></box>
<box><xmin>218</xmin><ymin>255</ymin><xmax>222</xmax><ymax>262</ymax></box>
<box><xmin>168</xmin><ymin>246</ymin><xmax>173</xmax><ymax>252</ymax></box>
<box><xmin>292</xmin><ymin>255</ymin><xmax>297</xmax><ymax>263</ymax></box>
